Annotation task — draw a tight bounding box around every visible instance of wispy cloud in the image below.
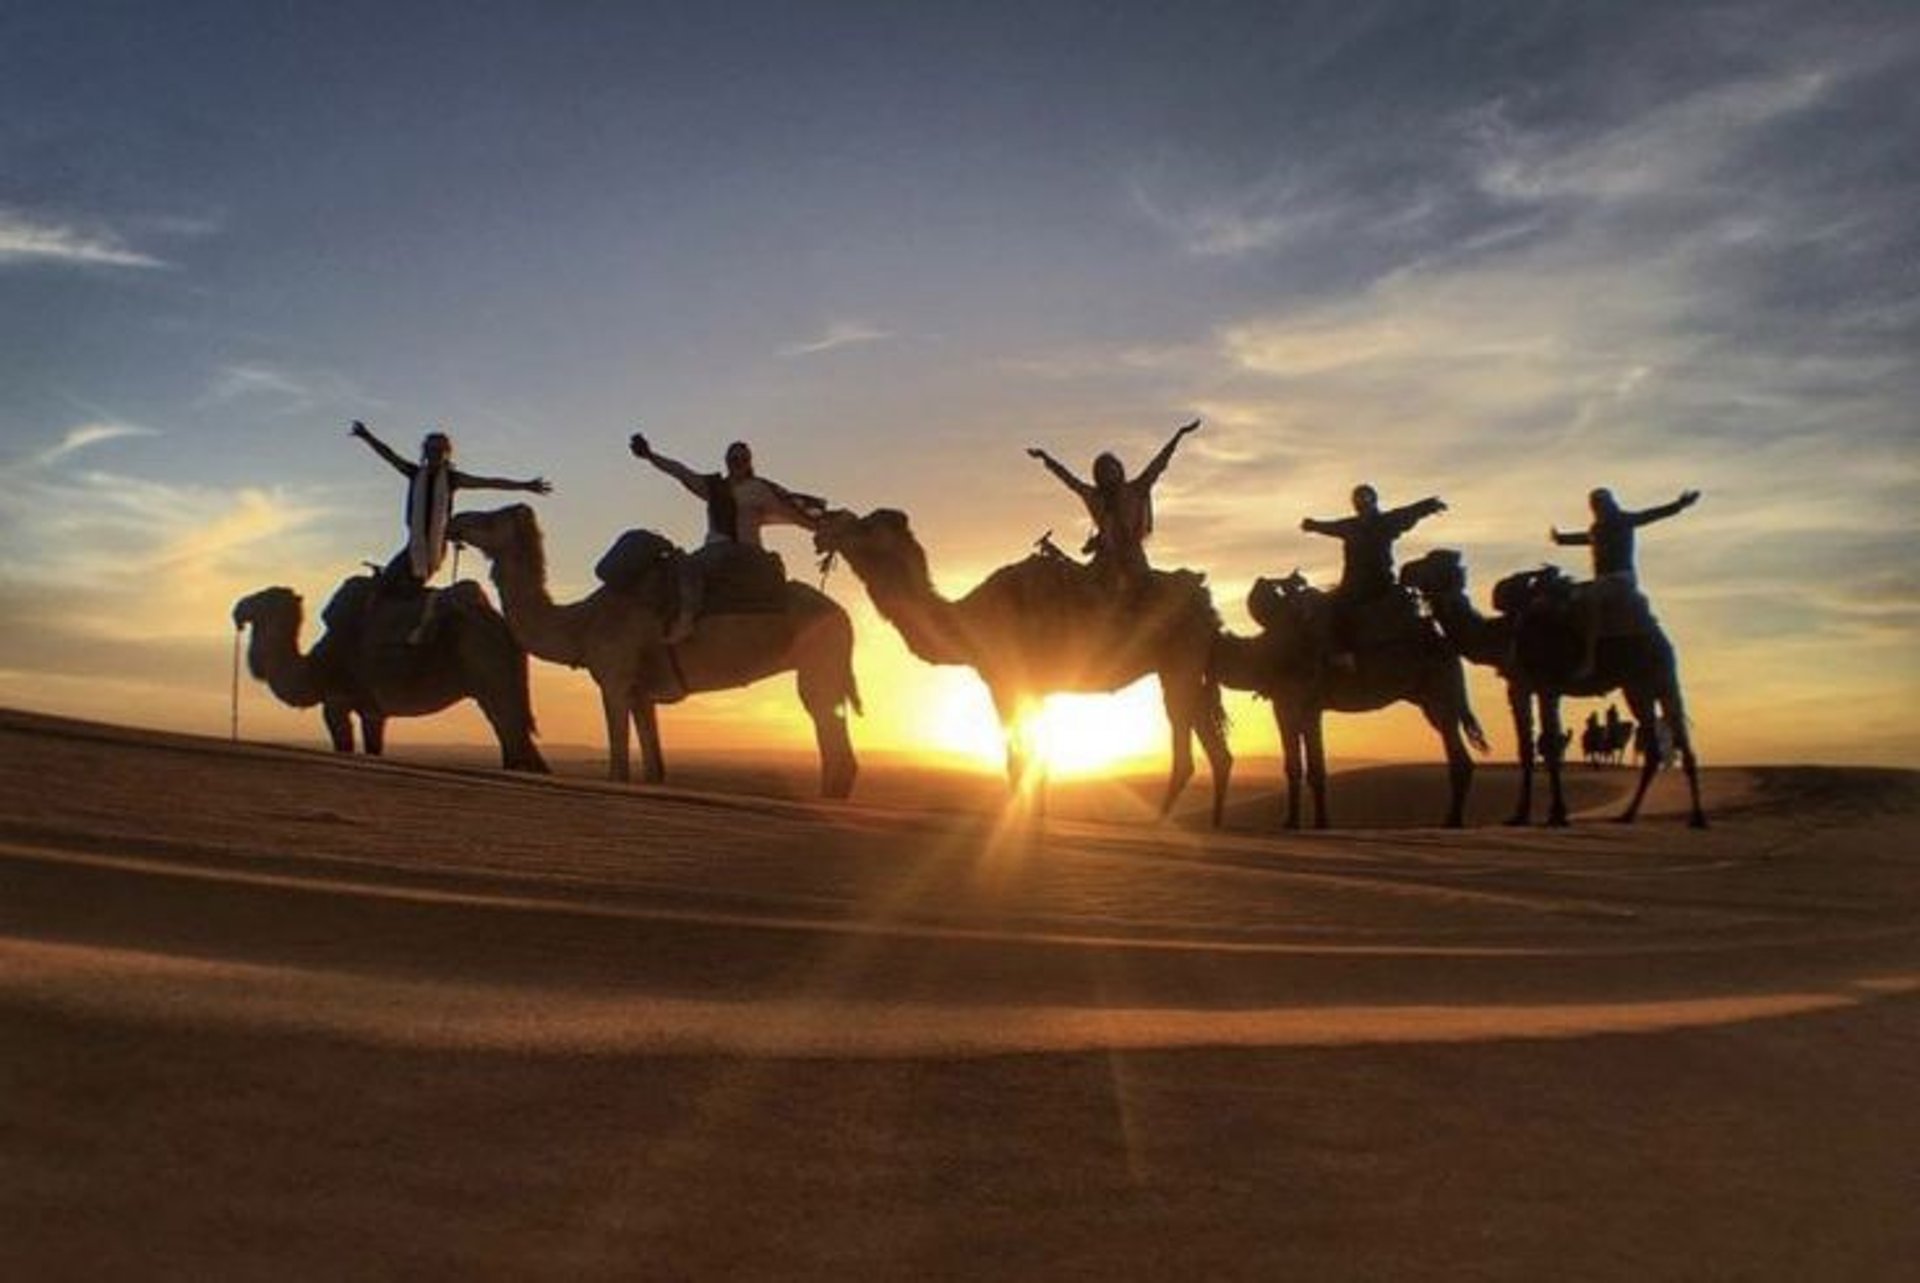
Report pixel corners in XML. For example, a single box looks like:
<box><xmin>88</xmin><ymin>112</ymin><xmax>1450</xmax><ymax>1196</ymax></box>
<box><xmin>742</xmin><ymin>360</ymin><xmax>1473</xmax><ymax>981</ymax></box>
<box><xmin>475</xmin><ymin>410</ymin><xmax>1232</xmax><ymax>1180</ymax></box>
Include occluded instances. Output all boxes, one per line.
<box><xmin>0</xmin><ymin>209</ymin><xmax>167</xmax><ymax>270</ymax></box>
<box><xmin>22</xmin><ymin>422</ymin><xmax>162</xmax><ymax>469</ymax></box>
<box><xmin>777</xmin><ymin>321</ymin><xmax>892</xmax><ymax>358</ymax></box>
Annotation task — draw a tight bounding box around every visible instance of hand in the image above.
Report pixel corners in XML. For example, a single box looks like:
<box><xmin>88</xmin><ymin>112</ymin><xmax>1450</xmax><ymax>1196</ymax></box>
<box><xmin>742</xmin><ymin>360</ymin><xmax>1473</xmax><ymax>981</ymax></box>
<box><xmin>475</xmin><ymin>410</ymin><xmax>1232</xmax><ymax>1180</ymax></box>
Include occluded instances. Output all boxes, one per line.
<box><xmin>1680</xmin><ymin>489</ymin><xmax>1700</xmax><ymax>507</ymax></box>
<box><xmin>628</xmin><ymin>432</ymin><xmax>651</xmax><ymax>459</ymax></box>
<box><xmin>1299</xmin><ymin>518</ymin><xmax>1312</xmax><ymax>532</ymax></box>
<box><xmin>1548</xmin><ymin>527</ymin><xmax>1561</xmax><ymax>542</ymax></box>
<box><xmin>527</xmin><ymin>477</ymin><xmax>553</xmax><ymax>496</ymax></box>
<box><xmin>1434</xmin><ymin>499</ymin><xmax>1449</xmax><ymax>513</ymax></box>
<box><xmin>350</xmin><ymin>420</ymin><xmax>370</xmax><ymax>440</ymax></box>
<box><xmin>1026</xmin><ymin>447</ymin><xmax>1046</xmax><ymax>460</ymax></box>
<box><xmin>1177</xmin><ymin>419</ymin><xmax>1201</xmax><ymax>436</ymax></box>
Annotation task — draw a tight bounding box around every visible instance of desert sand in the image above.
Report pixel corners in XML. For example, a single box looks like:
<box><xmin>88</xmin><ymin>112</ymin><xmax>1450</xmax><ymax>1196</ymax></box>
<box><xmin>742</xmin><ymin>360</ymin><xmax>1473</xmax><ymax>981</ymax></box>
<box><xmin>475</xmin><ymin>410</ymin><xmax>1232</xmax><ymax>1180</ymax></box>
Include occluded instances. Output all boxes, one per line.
<box><xmin>2</xmin><ymin>706</ymin><xmax>1917</xmax><ymax>1279</ymax></box>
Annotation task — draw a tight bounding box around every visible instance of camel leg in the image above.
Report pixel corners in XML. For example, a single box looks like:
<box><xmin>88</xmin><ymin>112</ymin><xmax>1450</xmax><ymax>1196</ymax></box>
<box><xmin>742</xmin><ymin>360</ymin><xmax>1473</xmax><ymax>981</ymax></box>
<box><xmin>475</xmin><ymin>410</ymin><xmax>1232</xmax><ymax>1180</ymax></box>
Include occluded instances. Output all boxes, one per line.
<box><xmin>361</xmin><ymin>712</ymin><xmax>386</xmax><ymax>757</ymax></box>
<box><xmin>633</xmin><ymin>701</ymin><xmax>666</xmax><ymax>785</ymax></box>
<box><xmin>475</xmin><ymin>694</ymin><xmax>547</xmax><ymax>773</ymax></box>
<box><xmin>1663</xmin><ymin>681</ymin><xmax>1707</xmax><ymax>829</ymax></box>
<box><xmin>1304</xmin><ymin>711</ymin><xmax>1330</xmax><ymax>830</ymax></box>
<box><xmin>1158</xmin><ymin>678</ymin><xmax>1198</xmax><ymax>819</ymax></box>
<box><xmin>993</xmin><ymin>688</ymin><xmax>1032</xmax><ymax>795</ymax></box>
<box><xmin>1275</xmin><ymin>704</ymin><xmax>1303</xmax><ymax>831</ymax></box>
<box><xmin>1195</xmin><ymin>681</ymin><xmax>1233</xmax><ymax>830</ymax></box>
<box><xmin>1617</xmin><ymin>687</ymin><xmax>1662</xmax><ymax>824</ymax></box>
<box><xmin>322</xmin><ymin>703</ymin><xmax>355</xmax><ymax>754</ymax></box>
<box><xmin>798</xmin><ymin>670</ymin><xmax>857</xmax><ymax>800</ymax></box>
<box><xmin>600</xmin><ymin>684</ymin><xmax>633</xmax><ymax>783</ymax></box>
<box><xmin>1541</xmin><ymin>697</ymin><xmax>1571</xmax><ymax>826</ymax></box>
<box><xmin>1425</xmin><ymin>704</ymin><xmax>1472</xmax><ymax>829</ymax></box>
<box><xmin>1505</xmin><ymin>683</ymin><xmax>1534</xmax><ymax>825</ymax></box>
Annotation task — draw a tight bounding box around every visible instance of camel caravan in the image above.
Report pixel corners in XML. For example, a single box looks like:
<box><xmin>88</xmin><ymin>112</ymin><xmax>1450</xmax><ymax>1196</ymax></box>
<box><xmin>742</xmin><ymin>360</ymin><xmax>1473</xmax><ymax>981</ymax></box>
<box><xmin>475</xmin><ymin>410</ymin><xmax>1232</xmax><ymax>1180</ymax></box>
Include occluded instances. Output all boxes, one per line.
<box><xmin>234</xmin><ymin>418</ymin><xmax>1709</xmax><ymax>830</ymax></box>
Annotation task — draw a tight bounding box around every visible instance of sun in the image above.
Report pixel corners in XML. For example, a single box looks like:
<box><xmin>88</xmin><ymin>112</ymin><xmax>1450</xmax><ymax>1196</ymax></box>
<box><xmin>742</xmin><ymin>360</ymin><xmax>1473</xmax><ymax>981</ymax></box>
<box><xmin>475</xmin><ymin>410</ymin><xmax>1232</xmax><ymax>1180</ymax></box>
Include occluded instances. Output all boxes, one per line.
<box><xmin>923</xmin><ymin>675</ymin><xmax>1164</xmax><ymax>777</ymax></box>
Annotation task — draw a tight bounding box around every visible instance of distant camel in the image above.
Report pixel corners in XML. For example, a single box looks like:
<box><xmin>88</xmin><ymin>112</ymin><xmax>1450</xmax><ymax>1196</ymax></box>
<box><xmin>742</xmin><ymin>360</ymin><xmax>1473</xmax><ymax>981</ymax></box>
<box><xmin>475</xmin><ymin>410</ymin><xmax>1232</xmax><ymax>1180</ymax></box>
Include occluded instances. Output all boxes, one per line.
<box><xmin>813</xmin><ymin>509</ymin><xmax>1231</xmax><ymax>824</ymax></box>
<box><xmin>447</xmin><ymin>505</ymin><xmax>860</xmax><ymax>797</ymax></box>
<box><xmin>1399</xmin><ymin>549</ymin><xmax>1705</xmax><ymax>827</ymax></box>
<box><xmin>232</xmin><ymin>579</ymin><xmax>547</xmax><ymax>771</ymax></box>
<box><xmin>1582</xmin><ymin>713</ymin><xmax>1634</xmax><ymax>767</ymax></box>
<box><xmin>1211</xmin><ymin>574</ymin><xmax>1486</xmax><ymax>829</ymax></box>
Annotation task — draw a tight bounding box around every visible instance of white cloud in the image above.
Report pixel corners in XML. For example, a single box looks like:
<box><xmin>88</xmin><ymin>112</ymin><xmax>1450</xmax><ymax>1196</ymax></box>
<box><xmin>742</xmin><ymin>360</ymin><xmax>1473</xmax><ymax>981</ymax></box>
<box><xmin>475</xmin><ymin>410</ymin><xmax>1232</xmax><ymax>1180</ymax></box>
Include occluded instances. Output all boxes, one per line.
<box><xmin>776</xmin><ymin>321</ymin><xmax>893</xmax><ymax>358</ymax></box>
<box><xmin>0</xmin><ymin>209</ymin><xmax>167</xmax><ymax>270</ymax></box>
<box><xmin>26</xmin><ymin>422</ymin><xmax>161</xmax><ymax>468</ymax></box>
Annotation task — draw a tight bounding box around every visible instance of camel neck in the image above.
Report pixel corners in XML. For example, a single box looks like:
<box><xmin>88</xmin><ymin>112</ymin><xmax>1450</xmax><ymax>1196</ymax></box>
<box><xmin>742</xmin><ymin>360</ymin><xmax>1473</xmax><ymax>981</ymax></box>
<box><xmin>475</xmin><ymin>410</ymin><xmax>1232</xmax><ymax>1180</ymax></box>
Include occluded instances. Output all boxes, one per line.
<box><xmin>488</xmin><ymin>538</ymin><xmax>590</xmax><ymax>668</ymax></box>
<box><xmin>249</xmin><ymin>618</ymin><xmax>322</xmax><ymax>707</ymax></box>
<box><xmin>861</xmin><ymin>573</ymin><xmax>973</xmax><ymax>667</ymax></box>
<box><xmin>1428</xmin><ymin>590</ymin><xmax>1507</xmax><ymax>667</ymax></box>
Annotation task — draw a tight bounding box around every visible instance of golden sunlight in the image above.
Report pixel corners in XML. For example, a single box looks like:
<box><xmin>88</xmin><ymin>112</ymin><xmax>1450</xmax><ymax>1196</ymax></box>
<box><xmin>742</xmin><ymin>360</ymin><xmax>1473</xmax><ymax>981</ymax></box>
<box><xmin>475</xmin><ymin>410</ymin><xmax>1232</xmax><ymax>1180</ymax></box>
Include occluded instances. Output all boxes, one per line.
<box><xmin>924</xmin><ymin>674</ymin><xmax>1166</xmax><ymax>776</ymax></box>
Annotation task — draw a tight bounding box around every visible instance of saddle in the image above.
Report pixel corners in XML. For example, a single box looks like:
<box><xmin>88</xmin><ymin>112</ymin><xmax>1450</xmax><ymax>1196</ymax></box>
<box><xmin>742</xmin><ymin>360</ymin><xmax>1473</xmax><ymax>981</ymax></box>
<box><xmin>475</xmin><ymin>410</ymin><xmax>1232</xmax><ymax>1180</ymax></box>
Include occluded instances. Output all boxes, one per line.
<box><xmin>595</xmin><ymin>528</ymin><xmax>790</xmax><ymax>619</ymax></box>
<box><xmin>1493</xmin><ymin>565</ymin><xmax>1656</xmax><ymax>638</ymax></box>
<box><xmin>1334</xmin><ymin>588</ymin><xmax>1428</xmax><ymax>651</ymax></box>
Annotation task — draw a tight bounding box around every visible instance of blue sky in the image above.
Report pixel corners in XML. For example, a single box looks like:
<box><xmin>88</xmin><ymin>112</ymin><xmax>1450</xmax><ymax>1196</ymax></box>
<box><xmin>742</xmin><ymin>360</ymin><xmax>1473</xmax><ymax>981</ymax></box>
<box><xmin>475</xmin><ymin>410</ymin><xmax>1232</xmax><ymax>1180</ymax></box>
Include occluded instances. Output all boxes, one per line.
<box><xmin>3</xmin><ymin>1</ymin><xmax>1916</xmax><ymax>764</ymax></box>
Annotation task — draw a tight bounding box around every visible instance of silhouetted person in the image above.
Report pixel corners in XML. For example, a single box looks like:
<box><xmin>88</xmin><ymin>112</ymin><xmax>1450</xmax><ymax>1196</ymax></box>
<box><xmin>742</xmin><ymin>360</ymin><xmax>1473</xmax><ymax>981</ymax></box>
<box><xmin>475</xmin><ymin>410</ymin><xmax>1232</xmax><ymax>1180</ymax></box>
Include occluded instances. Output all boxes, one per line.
<box><xmin>351</xmin><ymin>421</ymin><xmax>551</xmax><ymax>640</ymax></box>
<box><xmin>629</xmin><ymin>432</ymin><xmax>825</xmax><ymax>641</ymax></box>
<box><xmin>1551</xmin><ymin>487</ymin><xmax>1700</xmax><ymax>676</ymax></box>
<box><xmin>1301</xmin><ymin>484</ymin><xmax>1446</xmax><ymax>663</ymax></box>
<box><xmin>1028</xmin><ymin>419</ymin><xmax>1200</xmax><ymax>592</ymax></box>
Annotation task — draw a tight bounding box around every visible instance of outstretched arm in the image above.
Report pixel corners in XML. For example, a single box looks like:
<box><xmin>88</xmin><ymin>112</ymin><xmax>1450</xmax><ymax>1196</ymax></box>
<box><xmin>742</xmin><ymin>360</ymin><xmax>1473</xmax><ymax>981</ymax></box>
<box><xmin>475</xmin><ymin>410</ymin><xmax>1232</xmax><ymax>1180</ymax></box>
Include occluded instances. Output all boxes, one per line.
<box><xmin>1627</xmin><ymin>489</ymin><xmax>1701</xmax><ymax>527</ymax></box>
<box><xmin>1386</xmin><ymin>495</ymin><xmax>1448</xmax><ymax>535</ymax></box>
<box><xmin>1026</xmin><ymin>447</ymin><xmax>1095</xmax><ymax>500</ymax></box>
<box><xmin>453</xmin><ymin>470</ymin><xmax>553</xmax><ymax>495</ymax></box>
<box><xmin>1300</xmin><ymin>515</ymin><xmax>1350</xmax><ymax>538</ymax></box>
<box><xmin>1136</xmin><ymin>418</ymin><xmax>1201</xmax><ymax>489</ymax></box>
<box><xmin>1549</xmin><ymin>526</ymin><xmax>1591</xmax><ymax>546</ymax></box>
<box><xmin>349</xmin><ymin>421</ymin><xmax>416</xmax><ymax>478</ymax></box>
<box><xmin>628</xmin><ymin>432</ymin><xmax>710</xmax><ymax>500</ymax></box>
<box><xmin>761</xmin><ymin>479</ymin><xmax>827</xmax><ymax>532</ymax></box>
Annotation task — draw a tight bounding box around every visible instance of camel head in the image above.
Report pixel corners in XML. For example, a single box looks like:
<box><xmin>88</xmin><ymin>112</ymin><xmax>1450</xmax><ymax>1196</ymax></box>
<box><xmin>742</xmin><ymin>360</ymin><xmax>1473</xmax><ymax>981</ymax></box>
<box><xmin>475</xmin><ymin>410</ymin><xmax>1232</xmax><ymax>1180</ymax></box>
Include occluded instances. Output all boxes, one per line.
<box><xmin>812</xmin><ymin>508</ymin><xmax>931</xmax><ymax>595</ymax></box>
<box><xmin>232</xmin><ymin>587</ymin><xmax>304</xmax><ymax>680</ymax></box>
<box><xmin>447</xmin><ymin>504</ymin><xmax>539</xmax><ymax>562</ymax></box>
<box><xmin>1399</xmin><ymin>549</ymin><xmax>1466</xmax><ymax>599</ymax></box>
<box><xmin>232</xmin><ymin>586</ymin><xmax>302</xmax><ymax>633</ymax></box>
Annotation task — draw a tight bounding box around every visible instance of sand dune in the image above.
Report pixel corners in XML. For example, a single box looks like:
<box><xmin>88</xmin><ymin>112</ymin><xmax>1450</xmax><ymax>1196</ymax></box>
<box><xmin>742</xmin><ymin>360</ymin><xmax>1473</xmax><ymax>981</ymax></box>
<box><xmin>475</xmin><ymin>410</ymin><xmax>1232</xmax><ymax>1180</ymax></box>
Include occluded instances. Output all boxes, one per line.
<box><xmin>3</xmin><ymin>707</ymin><xmax>1917</xmax><ymax>1279</ymax></box>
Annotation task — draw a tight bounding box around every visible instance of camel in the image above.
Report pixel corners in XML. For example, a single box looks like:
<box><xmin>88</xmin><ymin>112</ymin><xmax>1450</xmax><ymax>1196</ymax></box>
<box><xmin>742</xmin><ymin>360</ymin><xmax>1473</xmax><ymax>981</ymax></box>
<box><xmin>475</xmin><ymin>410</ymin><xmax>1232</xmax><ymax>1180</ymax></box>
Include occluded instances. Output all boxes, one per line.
<box><xmin>1398</xmin><ymin>549</ymin><xmax>1705</xmax><ymax>827</ymax></box>
<box><xmin>445</xmin><ymin>505</ymin><xmax>860</xmax><ymax>797</ymax></box>
<box><xmin>1211</xmin><ymin>575</ymin><xmax>1485</xmax><ymax>829</ymax></box>
<box><xmin>232</xmin><ymin>578</ymin><xmax>548</xmax><ymax>771</ymax></box>
<box><xmin>812</xmin><ymin>509</ymin><xmax>1231</xmax><ymax>824</ymax></box>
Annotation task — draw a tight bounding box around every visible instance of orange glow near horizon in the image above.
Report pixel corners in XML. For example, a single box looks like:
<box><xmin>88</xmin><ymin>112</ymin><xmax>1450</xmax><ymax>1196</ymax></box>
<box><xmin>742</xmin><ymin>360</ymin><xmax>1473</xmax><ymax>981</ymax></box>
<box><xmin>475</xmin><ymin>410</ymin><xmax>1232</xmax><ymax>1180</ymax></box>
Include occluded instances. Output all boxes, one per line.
<box><xmin>923</xmin><ymin>675</ymin><xmax>1168</xmax><ymax>777</ymax></box>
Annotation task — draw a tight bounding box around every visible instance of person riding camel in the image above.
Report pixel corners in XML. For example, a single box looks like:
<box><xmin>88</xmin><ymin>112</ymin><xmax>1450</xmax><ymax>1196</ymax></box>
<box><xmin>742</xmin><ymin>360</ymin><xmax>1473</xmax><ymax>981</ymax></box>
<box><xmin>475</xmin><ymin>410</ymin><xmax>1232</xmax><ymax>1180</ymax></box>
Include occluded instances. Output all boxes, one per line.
<box><xmin>1027</xmin><ymin>419</ymin><xmax>1200</xmax><ymax>593</ymax></box>
<box><xmin>350</xmin><ymin>421</ymin><xmax>552</xmax><ymax>639</ymax></box>
<box><xmin>627</xmin><ymin>432</ymin><xmax>826</xmax><ymax>642</ymax></box>
<box><xmin>1550</xmin><ymin>486</ymin><xmax>1700</xmax><ymax>677</ymax></box>
<box><xmin>1300</xmin><ymin>484</ymin><xmax>1446</xmax><ymax>664</ymax></box>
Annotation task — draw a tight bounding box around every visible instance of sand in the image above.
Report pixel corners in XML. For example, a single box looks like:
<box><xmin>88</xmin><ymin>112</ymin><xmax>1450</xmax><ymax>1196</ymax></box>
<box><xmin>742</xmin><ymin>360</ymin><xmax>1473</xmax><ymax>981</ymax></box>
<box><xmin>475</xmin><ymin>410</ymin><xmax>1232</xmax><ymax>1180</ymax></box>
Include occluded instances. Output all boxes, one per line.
<box><xmin>2</xmin><ymin>706</ymin><xmax>1916</xmax><ymax>1279</ymax></box>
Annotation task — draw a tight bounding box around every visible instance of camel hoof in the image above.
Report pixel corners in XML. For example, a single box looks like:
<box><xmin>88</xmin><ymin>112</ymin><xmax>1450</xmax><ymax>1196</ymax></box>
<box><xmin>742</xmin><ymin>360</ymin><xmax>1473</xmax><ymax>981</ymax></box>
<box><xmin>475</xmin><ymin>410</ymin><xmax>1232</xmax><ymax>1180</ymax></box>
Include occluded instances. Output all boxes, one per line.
<box><xmin>1547</xmin><ymin>815</ymin><xmax>1570</xmax><ymax>829</ymax></box>
<box><xmin>1690</xmin><ymin>813</ymin><xmax>1709</xmax><ymax>830</ymax></box>
<box><xmin>1503</xmin><ymin>814</ymin><xmax>1530</xmax><ymax>828</ymax></box>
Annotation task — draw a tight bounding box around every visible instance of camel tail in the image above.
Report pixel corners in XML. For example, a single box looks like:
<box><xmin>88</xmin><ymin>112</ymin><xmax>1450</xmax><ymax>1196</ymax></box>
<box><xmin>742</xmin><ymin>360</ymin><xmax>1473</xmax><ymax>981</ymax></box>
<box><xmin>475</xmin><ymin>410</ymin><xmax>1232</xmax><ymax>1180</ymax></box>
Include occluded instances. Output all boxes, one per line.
<box><xmin>1462</xmin><ymin>705</ymin><xmax>1489</xmax><ymax>755</ymax></box>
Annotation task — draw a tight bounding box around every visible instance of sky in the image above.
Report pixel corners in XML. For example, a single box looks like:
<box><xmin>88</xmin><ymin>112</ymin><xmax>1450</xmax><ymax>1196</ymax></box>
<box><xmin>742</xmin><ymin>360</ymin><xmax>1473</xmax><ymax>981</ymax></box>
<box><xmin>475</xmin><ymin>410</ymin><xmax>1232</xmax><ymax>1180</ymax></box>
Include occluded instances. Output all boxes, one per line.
<box><xmin>2</xmin><ymin>0</ymin><xmax>1917</xmax><ymax>770</ymax></box>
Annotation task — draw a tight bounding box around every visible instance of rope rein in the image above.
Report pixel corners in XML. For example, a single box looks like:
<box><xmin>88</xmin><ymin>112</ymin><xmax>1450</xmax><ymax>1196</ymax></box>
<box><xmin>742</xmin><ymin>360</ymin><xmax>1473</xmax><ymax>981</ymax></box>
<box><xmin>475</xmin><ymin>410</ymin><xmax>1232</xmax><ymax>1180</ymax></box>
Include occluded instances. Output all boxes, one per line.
<box><xmin>229</xmin><ymin>627</ymin><xmax>243</xmax><ymax>743</ymax></box>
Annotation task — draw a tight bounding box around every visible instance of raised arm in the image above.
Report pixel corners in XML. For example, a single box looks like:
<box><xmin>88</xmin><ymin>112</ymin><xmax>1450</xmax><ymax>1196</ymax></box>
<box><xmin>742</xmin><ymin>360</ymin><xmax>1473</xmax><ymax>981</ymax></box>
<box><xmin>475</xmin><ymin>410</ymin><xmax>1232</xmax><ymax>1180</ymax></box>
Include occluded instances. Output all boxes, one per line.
<box><xmin>1136</xmin><ymin>418</ymin><xmax>1201</xmax><ymax>489</ymax></box>
<box><xmin>452</xmin><ymin>470</ymin><xmax>552</xmax><ymax>496</ymax></box>
<box><xmin>628</xmin><ymin>432</ymin><xmax>711</xmax><ymax>500</ymax></box>
<box><xmin>1026</xmin><ymin>447</ymin><xmax>1095</xmax><ymax>501</ymax></box>
<box><xmin>1385</xmin><ymin>495</ymin><xmax>1447</xmax><ymax>535</ymax></box>
<box><xmin>1627</xmin><ymin>489</ymin><xmax>1701</xmax><ymax>527</ymax></box>
<box><xmin>349</xmin><ymin>421</ymin><xmax>416</xmax><ymax>478</ymax></box>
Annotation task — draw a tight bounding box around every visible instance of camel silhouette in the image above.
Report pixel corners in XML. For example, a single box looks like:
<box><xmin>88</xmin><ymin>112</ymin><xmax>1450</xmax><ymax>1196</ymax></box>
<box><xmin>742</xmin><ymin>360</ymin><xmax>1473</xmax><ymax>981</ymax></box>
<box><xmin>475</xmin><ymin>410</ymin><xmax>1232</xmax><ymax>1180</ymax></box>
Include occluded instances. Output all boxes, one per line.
<box><xmin>1399</xmin><ymin>549</ymin><xmax>1705</xmax><ymax>827</ymax></box>
<box><xmin>1212</xmin><ymin>573</ymin><xmax>1486</xmax><ymax>829</ymax></box>
<box><xmin>448</xmin><ymin>505</ymin><xmax>860</xmax><ymax>797</ymax></box>
<box><xmin>813</xmin><ymin>508</ymin><xmax>1231</xmax><ymax>824</ymax></box>
<box><xmin>232</xmin><ymin>579</ymin><xmax>547</xmax><ymax>771</ymax></box>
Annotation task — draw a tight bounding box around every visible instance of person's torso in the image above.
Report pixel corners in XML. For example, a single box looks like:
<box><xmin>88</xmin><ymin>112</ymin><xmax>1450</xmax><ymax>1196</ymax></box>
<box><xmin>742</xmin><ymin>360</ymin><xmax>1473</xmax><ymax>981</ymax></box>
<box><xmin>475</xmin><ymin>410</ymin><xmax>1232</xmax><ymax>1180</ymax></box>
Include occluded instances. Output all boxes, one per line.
<box><xmin>722</xmin><ymin>477</ymin><xmax>783</xmax><ymax>549</ymax></box>
<box><xmin>1591</xmin><ymin>518</ymin><xmax>1636</xmax><ymax>576</ymax></box>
